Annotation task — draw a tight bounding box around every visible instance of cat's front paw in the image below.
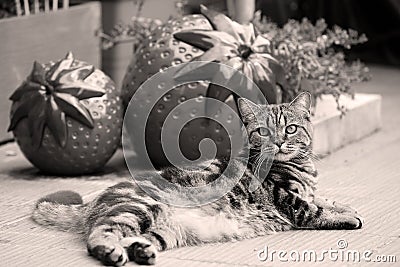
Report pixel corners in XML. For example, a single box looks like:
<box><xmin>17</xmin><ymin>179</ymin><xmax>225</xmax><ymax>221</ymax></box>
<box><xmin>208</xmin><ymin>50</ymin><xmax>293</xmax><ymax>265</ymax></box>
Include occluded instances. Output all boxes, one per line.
<box><xmin>337</xmin><ymin>213</ymin><xmax>364</xmax><ymax>230</ymax></box>
<box><xmin>88</xmin><ymin>243</ymin><xmax>128</xmax><ymax>266</ymax></box>
<box><xmin>332</xmin><ymin>201</ymin><xmax>359</xmax><ymax>214</ymax></box>
<box><xmin>121</xmin><ymin>237</ymin><xmax>157</xmax><ymax>265</ymax></box>
<box><xmin>354</xmin><ymin>214</ymin><xmax>365</xmax><ymax>229</ymax></box>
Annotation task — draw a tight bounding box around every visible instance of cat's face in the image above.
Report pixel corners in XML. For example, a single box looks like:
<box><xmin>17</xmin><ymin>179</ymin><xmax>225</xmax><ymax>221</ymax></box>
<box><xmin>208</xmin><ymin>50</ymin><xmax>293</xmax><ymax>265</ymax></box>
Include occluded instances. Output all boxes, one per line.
<box><xmin>238</xmin><ymin>92</ymin><xmax>313</xmax><ymax>162</ymax></box>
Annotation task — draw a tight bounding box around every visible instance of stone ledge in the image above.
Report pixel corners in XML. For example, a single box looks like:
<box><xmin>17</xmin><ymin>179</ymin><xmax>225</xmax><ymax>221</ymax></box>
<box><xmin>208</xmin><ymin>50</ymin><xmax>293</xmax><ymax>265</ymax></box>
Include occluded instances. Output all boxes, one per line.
<box><xmin>312</xmin><ymin>93</ymin><xmax>382</xmax><ymax>155</ymax></box>
<box><xmin>0</xmin><ymin>93</ymin><xmax>382</xmax><ymax>175</ymax></box>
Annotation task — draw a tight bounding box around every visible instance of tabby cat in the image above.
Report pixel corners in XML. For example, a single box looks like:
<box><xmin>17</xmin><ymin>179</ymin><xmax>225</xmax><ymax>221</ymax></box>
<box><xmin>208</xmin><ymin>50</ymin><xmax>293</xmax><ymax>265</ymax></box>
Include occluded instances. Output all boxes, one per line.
<box><xmin>32</xmin><ymin>92</ymin><xmax>364</xmax><ymax>266</ymax></box>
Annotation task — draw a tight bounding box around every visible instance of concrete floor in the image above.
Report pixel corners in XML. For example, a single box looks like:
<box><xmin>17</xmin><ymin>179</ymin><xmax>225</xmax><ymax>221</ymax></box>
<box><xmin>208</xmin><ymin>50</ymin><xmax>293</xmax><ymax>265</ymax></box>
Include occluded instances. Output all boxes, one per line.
<box><xmin>0</xmin><ymin>65</ymin><xmax>399</xmax><ymax>266</ymax></box>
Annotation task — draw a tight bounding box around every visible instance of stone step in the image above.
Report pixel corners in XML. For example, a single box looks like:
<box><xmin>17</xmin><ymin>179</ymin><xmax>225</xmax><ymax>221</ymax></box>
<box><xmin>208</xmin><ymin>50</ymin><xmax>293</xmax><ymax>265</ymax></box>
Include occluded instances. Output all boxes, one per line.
<box><xmin>312</xmin><ymin>93</ymin><xmax>381</xmax><ymax>156</ymax></box>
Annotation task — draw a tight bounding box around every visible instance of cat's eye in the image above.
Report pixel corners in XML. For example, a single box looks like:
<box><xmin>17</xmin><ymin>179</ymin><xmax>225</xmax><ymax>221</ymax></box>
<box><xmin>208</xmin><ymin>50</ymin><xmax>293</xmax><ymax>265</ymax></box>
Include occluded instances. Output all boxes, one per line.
<box><xmin>257</xmin><ymin>127</ymin><xmax>270</xmax><ymax>136</ymax></box>
<box><xmin>285</xmin><ymin>125</ymin><xmax>297</xmax><ymax>134</ymax></box>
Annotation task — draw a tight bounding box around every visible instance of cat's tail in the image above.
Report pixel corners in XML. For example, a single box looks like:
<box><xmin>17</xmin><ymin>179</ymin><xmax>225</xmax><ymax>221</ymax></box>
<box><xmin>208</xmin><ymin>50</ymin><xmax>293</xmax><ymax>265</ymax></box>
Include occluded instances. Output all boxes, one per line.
<box><xmin>32</xmin><ymin>190</ymin><xmax>86</xmax><ymax>233</ymax></box>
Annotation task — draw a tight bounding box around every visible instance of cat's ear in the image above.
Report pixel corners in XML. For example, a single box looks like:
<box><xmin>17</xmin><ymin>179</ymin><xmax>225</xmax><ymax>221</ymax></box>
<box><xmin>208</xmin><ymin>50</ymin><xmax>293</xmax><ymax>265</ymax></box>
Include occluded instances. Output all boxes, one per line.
<box><xmin>237</xmin><ymin>98</ymin><xmax>260</xmax><ymax>123</ymax></box>
<box><xmin>289</xmin><ymin>92</ymin><xmax>312</xmax><ymax>113</ymax></box>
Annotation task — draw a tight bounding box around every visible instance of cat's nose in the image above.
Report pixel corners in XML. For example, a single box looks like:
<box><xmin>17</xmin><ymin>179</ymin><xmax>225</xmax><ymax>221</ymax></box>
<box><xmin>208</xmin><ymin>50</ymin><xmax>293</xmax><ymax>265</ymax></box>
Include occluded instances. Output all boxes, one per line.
<box><xmin>274</xmin><ymin>144</ymin><xmax>282</xmax><ymax>154</ymax></box>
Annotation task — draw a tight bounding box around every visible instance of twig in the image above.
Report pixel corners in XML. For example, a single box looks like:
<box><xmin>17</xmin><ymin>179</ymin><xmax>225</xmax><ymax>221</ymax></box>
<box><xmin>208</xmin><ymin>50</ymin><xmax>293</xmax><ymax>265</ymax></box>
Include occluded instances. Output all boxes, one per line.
<box><xmin>15</xmin><ymin>0</ymin><xmax>22</xmax><ymax>16</ymax></box>
<box><xmin>23</xmin><ymin>0</ymin><xmax>30</xmax><ymax>15</ymax></box>
<box><xmin>34</xmin><ymin>0</ymin><xmax>40</xmax><ymax>14</ymax></box>
<box><xmin>63</xmin><ymin>0</ymin><xmax>69</xmax><ymax>9</ymax></box>
<box><xmin>44</xmin><ymin>0</ymin><xmax>50</xmax><ymax>13</ymax></box>
<box><xmin>134</xmin><ymin>0</ymin><xmax>145</xmax><ymax>19</ymax></box>
<box><xmin>53</xmin><ymin>0</ymin><xmax>58</xmax><ymax>11</ymax></box>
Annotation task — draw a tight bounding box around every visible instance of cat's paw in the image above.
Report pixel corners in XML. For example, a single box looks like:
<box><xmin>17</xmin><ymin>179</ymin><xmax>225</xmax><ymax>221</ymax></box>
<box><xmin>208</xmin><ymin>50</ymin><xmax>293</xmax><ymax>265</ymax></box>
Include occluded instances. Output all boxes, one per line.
<box><xmin>313</xmin><ymin>198</ymin><xmax>359</xmax><ymax>214</ymax></box>
<box><xmin>332</xmin><ymin>201</ymin><xmax>359</xmax><ymax>214</ymax></box>
<box><xmin>354</xmin><ymin>214</ymin><xmax>365</xmax><ymax>229</ymax></box>
<box><xmin>337</xmin><ymin>213</ymin><xmax>364</xmax><ymax>230</ymax></box>
<box><xmin>121</xmin><ymin>237</ymin><xmax>157</xmax><ymax>265</ymax></box>
<box><xmin>88</xmin><ymin>243</ymin><xmax>128</xmax><ymax>266</ymax></box>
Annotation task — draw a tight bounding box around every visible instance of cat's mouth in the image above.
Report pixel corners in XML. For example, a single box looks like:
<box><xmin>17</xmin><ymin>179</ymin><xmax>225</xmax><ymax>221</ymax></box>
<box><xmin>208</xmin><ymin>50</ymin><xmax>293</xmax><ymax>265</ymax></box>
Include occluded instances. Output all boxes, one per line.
<box><xmin>273</xmin><ymin>145</ymin><xmax>291</xmax><ymax>155</ymax></box>
<box><xmin>274</xmin><ymin>152</ymin><xmax>293</xmax><ymax>162</ymax></box>
<box><xmin>272</xmin><ymin>145</ymin><xmax>295</xmax><ymax>161</ymax></box>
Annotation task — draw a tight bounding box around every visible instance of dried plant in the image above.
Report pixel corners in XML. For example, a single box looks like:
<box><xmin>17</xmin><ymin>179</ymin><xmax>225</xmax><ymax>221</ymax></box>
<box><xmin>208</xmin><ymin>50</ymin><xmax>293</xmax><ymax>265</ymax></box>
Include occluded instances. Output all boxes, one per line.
<box><xmin>99</xmin><ymin>17</ymin><xmax>162</xmax><ymax>51</ymax></box>
<box><xmin>98</xmin><ymin>0</ymin><xmax>162</xmax><ymax>52</ymax></box>
<box><xmin>253</xmin><ymin>13</ymin><xmax>370</xmax><ymax>113</ymax></box>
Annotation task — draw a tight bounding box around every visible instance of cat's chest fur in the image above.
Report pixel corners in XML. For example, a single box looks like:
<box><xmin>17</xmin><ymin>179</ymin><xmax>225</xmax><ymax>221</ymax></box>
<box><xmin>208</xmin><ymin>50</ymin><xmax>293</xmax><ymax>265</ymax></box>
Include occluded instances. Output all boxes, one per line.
<box><xmin>164</xmin><ymin>159</ymin><xmax>317</xmax><ymax>242</ymax></box>
<box><xmin>170</xmin><ymin>206</ymin><xmax>247</xmax><ymax>242</ymax></box>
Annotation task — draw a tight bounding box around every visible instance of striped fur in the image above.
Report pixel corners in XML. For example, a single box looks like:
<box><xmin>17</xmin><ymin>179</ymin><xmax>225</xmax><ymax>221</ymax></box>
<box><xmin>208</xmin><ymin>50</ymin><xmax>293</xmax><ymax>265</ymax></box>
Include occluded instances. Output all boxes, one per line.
<box><xmin>32</xmin><ymin>93</ymin><xmax>363</xmax><ymax>266</ymax></box>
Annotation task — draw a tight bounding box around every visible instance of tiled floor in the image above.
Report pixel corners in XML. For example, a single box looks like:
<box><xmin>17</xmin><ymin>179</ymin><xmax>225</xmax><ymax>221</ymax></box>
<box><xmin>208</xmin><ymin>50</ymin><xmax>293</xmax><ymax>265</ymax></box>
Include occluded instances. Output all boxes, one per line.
<box><xmin>1</xmin><ymin>65</ymin><xmax>399</xmax><ymax>266</ymax></box>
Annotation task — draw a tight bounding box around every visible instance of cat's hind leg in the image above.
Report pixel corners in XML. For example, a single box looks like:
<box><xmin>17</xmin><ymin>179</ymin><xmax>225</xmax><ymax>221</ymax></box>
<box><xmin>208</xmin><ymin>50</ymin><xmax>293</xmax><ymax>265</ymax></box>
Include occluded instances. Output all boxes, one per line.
<box><xmin>118</xmin><ymin>225</ymin><xmax>184</xmax><ymax>266</ymax></box>
<box><xmin>85</xmin><ymin>181</ymin><xmax>165</xmax><ymax>265</ymax></box>
<box><xmin>86</xmin><ymin>203</ymin><xmax>158</xmax><ymax>266</ymax></box>
<box><xmin>87</xmin><ymin>224</ymin><xmax>129</xmax><ymax>266</ymax></box>
<box><xmin>87</xmin><ymin>224</ymin><xmax>158</xmax><ymax>266</ymax></box>
<box><xmin>120</xmin><ymin>237</ymin><xmax>157</xmax><ymax>265</ymax></box>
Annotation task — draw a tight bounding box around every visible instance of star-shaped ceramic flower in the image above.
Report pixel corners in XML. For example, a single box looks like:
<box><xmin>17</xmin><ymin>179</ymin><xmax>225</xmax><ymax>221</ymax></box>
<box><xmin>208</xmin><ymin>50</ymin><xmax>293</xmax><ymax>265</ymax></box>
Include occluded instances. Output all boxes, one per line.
<box><xmin>173</xmin><ymin>5</ymin><xmax>287</xmax><ymax>112</ymax></box>
<box><xmin>8</xmin><ymin>52</ymin><xmax>105</xmax><ymax>148</ymax></box>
